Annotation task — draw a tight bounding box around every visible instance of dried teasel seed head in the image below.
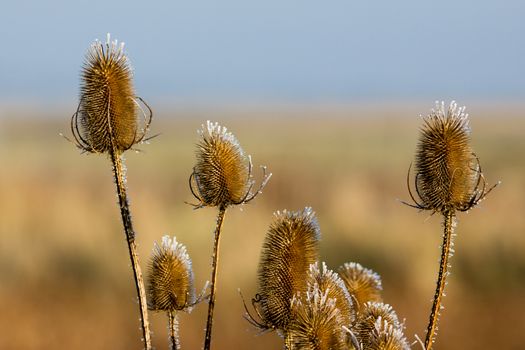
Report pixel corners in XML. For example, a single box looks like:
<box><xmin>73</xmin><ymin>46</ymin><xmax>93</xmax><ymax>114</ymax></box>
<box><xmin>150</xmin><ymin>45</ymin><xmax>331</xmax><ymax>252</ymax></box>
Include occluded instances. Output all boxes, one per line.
<box><xmin>354</xmin><ymin>302</ymin><xmax>403</xmax><ymax>346</ymax></box>
<box><xmin>411</xmin><ymin>101</ymin><xmax>481</xmax><ymax>213</ymax></box>
<box><xmin>189</xmin><ymin>121</ymin><xmax>271</xmax><ymax>209</ymax></box>
<box><xmin>286</xmin><ymin>286</ymin><xmax>347</xmax><ymax>350</ymax></box>
<box><xmin>338</xmin><ymin>262</ymin><xmax>382</xmax><ymax>312</ymax></box>
<box><xmin>307</xmin><ymin>262</ymin><xmax>355</xmax><ymax>328</ymax></box>
<box><xmin>147</xmin><ymin>235</ymin><xmax>196</xmax><ymax>312</ymax></box>
<box><xmin>72</xmin><ymin>33</ymin><xmax>152</xmax><ymax>155</ymax></box>
<box><xmin>366</xmin><ymin>317</ymin><xmax>410</xmax><ymax>350</ymax></box>
<box><xmin>256</xmin><ymin>208</ymin><xmax>321</xmax><ymax>331</ymax></box>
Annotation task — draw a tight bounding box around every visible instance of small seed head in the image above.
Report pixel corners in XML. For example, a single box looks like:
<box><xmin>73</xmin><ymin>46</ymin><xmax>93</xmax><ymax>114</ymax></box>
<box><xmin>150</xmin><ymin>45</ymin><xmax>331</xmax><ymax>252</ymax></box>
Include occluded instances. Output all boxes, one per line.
<box><xmin>191</xmin><ymin>121</ymin><xmax>252</xmax><ymax>208</ymax></box>
<box><xmin>147</xmin><ymin>235</ymin><xmax>195</xmax><ymax>312</ymax></box>
<box><xmin>307</xmin><ymin>262</ymin><xmax>355</xmax><ymax>328</ymax></box>
<box><xmin>354</xmin><ymin>302</ymin><xmax>402</xmax><ymax>346</ymax></box>
<box><xmin>256</xmin><ymin>208</ymin><xmax>321</xmax><ymax>331</ymax></box>
<box><xmin>287</xmin><ymin>286</ymin><xmax>347</xmax><ymax>350</ymax></box>
<box><xmin>338</xmin><ymin>262</ymin><xmax>383</xmax><ymax>312</ymax></box>
<box><xmin>73</xmin><ymin>34</ymin><xmax>150</xmax><ymax>154</ymax></box>
<box><xmin>414</xmin><ymin>101</ymin><xmax>478</xmax><ymax>212</ymax></box>
<box><xmin>366</xmin><ymin>317</ymin><xmax>410</xmax><ymax>350</ymax></box>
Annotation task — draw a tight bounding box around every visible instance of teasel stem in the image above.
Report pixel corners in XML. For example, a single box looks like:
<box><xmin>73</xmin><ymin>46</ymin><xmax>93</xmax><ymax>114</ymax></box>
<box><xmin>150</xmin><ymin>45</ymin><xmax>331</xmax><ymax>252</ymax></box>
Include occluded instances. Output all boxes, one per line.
<box><xmin>204</xmin><ymin>206</ymin><xmax>227</xmax><ymax>350</ymax></box>
<box><xmin>110</xmin><ymin>147</ymin><xmax>152</xmax><ymax>350</ymax></box>
<box><xmin>168</xmin><ymin>310</ymin><xmax>179</xmax><ymax>350</ymax></box>
<box><xmin>425</xmin><ymin>209</ymin><xmax>455</xmax><ymax>350</ymax></box>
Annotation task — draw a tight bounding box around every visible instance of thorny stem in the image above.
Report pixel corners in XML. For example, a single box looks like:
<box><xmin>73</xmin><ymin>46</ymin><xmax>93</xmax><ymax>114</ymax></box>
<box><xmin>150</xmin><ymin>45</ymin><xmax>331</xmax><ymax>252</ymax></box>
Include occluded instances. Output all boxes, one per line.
<box><xmin>425</xmin><ymin>209</ymin><xmax>455</xmax><ymax>350</ymax></box>
<box><xmin>168</xmin><ymin>310</ymin><xmax>179</xmax><ymax>350</ymax></box>
<box><xmin>204</xmin><ymin>206</ymin><xmax>227</xmax><ymax>350</ymax></box>
<box><xmin>111</xmin><ymin>149</ymin><xmax>152</xmax><ymax>350</ymax></box>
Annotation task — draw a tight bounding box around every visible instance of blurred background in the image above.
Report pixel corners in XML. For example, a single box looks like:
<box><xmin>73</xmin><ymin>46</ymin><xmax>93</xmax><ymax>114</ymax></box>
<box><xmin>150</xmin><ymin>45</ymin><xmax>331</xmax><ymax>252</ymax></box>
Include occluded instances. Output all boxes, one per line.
<box><xmin>0</xmin><ymin>1</ymin><xmax>524</xmax><ymax>349</ymax></box>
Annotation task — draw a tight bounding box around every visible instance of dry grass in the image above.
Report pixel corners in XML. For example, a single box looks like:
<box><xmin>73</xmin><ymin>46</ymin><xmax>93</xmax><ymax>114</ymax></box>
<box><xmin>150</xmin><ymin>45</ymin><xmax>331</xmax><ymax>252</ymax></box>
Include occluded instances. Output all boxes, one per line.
<box><xmin>0</xmin><ymin>104</ymin><xmax>523</xmax><ymax>349</ymax></box>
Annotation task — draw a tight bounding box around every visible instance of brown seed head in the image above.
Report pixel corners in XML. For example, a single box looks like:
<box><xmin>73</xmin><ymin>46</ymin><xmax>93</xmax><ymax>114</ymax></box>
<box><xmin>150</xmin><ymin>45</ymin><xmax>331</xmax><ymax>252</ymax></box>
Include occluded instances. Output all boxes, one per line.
<box><xmin>147</xmin><ymin>235</ymin><xmax>195</xmax><ymax>312</ymax></box>
<box><xmin>366</xmin><ymin>317</ymin><xmax>410</xmax><ymax>350</ymax></box>
<box><xmin>354</xmin><ymin>302</ymin><xmax>402</xmax><ymax>346</ymax></box>
<box><xmin>256</xmin><ymin>208</ymin><xmax>321</xmax><ymax>331</ymax></box>
<box><xmin>307</xmin><ymin>262</ymin><xmax>355</xmax><ymax>328</ymax></box>
<box><xmin>190</xmin><ymin>121</ymin><xmax>270</xmax><ymax>209</ymax></box>
<box><xmin>72</xmin><ymin>34</ymin><xmax>151</xmax><ymax>154</ymax></box>
<box><xmin>286</xmin><ymin>286</ymin><xmax>347</xmax><ymax>350</ymax></box>
<box><xmin>413</xmin><ymin>101</ymin><xmax>478</xmax><ymax>213</ymax></box>
<box><xmin>338</xmin><ymin>262</ymin><xmax>382</xmax><ymax>312</ymax></box>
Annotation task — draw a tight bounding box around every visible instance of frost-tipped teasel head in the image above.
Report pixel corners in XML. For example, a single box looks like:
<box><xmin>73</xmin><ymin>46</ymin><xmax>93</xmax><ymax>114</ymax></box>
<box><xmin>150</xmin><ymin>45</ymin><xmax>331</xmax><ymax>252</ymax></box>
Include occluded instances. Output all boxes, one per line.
<box><xmin>338</xmin><ymin>262</ymin><xmax>383</xmax><ymax>312</ymax></box>
<box><xmin>286</xmin><ymin>286</ymin><xmax>348</xmax><ymax>350</ymax></box>
<box><xmin>307</xmin><ymin>262</ymin><xmax>355</xmax><ymax>328</ymax></box>
<box><xmin>405</xmin><ymin>101</ymin><xmax>497</xmax><ymax>213</ymax></box>
<box><xmin>366</xmin><ymin>317</ymin><xmax>411</xmax><ymax>350</ymax></box>
<box><xmin>354</xmin><ymin>302</ymin><xmax>403</xmax><ymax>347</ymax></box>
<box><xmin>71</xmin><ymin>34</ymin><xmax>152</xmax><ymax>155</ymax></box>
<box><xmin>189</xmin><ymin>121</ymin><xmax>271</xmax><ymax>209</ymax></box>
<box><xmin>147</xmin><ymin>235</ymin><xmax>196</xmax><ymax>312</ymax></box>
<box><xmin>248</xmin><ymin>208</ymin><xmax>321</xmax><ymax>331</ymax></box>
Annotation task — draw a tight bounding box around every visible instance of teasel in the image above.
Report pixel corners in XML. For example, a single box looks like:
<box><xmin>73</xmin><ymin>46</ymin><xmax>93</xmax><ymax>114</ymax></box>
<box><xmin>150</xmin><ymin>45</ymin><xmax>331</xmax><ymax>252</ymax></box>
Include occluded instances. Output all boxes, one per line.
<box><xmin>338</xmin><ymin>262</ymin><xmax>383</xmax><ymax>312</ymax></box>
<box><xmin>147</xmin><ymin>236</ymin><xmax>207</xmax><ymax>350</ymax></box>
<box><xmin>307</xmin><ymin>262</ymin><xmax>355</xmax><ymax>329</ymax></box>
<box><xmin>70</xmin><ymin>34</ymin><xmax>153</xmax><ymax>349</ymax></box>
<box><xmin>366</xmin><ymin>317</ymin><xmax>411</xmax><ymax>350</ymax></box>
<box><xmin>403</xmin><ymin>101</ymin><xmax>498</xmax><ymax>349</ymax></box>
<box><xmin>285</xmin><ymin>286</ymin><xmax>348</xmax><ymax>350</ymax></box>
<box><xmin>354</xmin><ymin>302</ymin><xmax>404</xmax><ymax>348</ymax></box>
<box><xmin>244</xmin><ymin>208</ymin><xmax>320</xmax><ymax>335</ymax></box>
<box><xmin>188</xmin><ymin>121</ymin><xmax>271</xmax><ymax>350</ymax></box>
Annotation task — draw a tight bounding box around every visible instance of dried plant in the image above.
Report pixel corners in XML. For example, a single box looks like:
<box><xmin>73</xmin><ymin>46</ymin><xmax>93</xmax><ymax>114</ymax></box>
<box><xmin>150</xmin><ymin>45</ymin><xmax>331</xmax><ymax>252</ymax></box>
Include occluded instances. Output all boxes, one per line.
<box><xmin>354</xmin><ymin>302</ymin><xmax>403</xmax><ymax>348</ymax></box>
<box><xmin>246</xmin><ymin>208</ymin><xmax>320</xmax><ymax>333</ymax></box>
<box><xmin>244</xmin><ymin>208</ymin><xmax>412</xmax><ymax>350</ymax></box>
<box><xmin>338</xmin><ymin>262</ymin><xmax>383</xmax><ymax>312</ymax></box>
<box><xmin>366</xmin><ymin>318</ymin><xmax>411</xmax><ymax>350</ymax></box>
<box><xmin>147</xmin><ymin>236</ymin><xmax>198</xmax><ymax>350</ymax></box>
<box><xmin>286</xmin><ymin>286</ymin><xmax>348</xmax><ymax>350</ymax></box>
<box><xmin>307</xmin><ymin>262</ymin><xmax>355</xmax><ymax>329</ymax></box>
<box><xmin>189</xmin><ymin>121</ymin><xmax>270</xmax><ymax>209</ymax></box>
<box><xmin>70</xmin><ymin>34</ymin><xmax>153</xmax><ymax>350</ymax></box>
<box><xmin>67</xmin><ymin>40</ymin><xmax>500</xmax><ymax>350</ymax></box>
<box><xmin>189</xmin><ymin>121</ymin><xmax>271</xmax><ymax>350</ymax></box>
<box><xmin>404</xmin><ymin>101</ymin><xmax>498</xmax><ymax>349</ymax></box>
<box><xmin>284</xmin><ymin>262</ymin><xmax>357</xmax><ymax>349</ymax></box>
<box><xmin>71</xmin><ymin>34</ymin><xmax>151</xmax><ymax>154</ymax></box>
<box><xmin>406</xmin><ymin>101</ymin><xmax>495</xmax><ymax>213</ymax></box>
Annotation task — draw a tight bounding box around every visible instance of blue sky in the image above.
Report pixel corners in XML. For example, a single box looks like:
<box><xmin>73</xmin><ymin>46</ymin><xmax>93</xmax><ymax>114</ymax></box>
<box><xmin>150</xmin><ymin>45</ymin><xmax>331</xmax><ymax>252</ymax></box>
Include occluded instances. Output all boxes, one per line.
<box><xmin>0</xmin><ymin>1</ymin><xmax>523</xmax><ymax>104</ymax></box>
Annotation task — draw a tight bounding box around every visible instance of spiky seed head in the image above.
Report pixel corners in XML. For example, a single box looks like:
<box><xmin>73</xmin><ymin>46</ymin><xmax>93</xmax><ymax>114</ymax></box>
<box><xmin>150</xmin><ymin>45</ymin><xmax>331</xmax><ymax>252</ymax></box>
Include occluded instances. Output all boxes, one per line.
<box><xmin>354</xmin><ymin>302</ymin><xmax>402</xmax><ymax>346</ymax></box>
<box><xmin>286</xmin><ymin>286</ymin><xmax>348</xmax><ymax>350</ymax></box>
<box><xmin>257</xmin><ymin>208</ymin><xmax>321</xmax><ymax>331</ymax></box>
<box><xmin>307</xmin><ymin>262</ymin><xmax>356</xmax><ymax>328</ymax></box>
<box><xmin>338</xmin><ymin>262</ymin><xmax>382</xmax><ymax>312</ymax></box>
<box><xmin>192</xmin><ymin>121</ymin><xmax>251</xmax><ymax>208</ymax></box>
<box><xmin>414</xmin><ymin>101</ymin><xmax>478</xmax><ymax>213</ymax></box>
<box><xmin>366</xmin><ymin>317</ymin><xmax>410</xmax><ymax>350</ymax></box>
<box><xmin>74</xmin><ymin>34</ymin><xmax>149</xmax><ymax>154</ymax></box>
<box><xmin>147</xmin><ymin>235</ymin><xmax>196</xmax><ymax>312</ymax></box>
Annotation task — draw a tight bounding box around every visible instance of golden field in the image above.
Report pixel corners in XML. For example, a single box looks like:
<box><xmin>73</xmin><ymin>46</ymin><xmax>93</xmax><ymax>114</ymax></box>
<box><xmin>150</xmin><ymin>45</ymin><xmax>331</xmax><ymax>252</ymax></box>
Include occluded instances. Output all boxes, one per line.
<box><xmin>0</xmin><ymin>104</ymin><xmax>523</xmax><ymax>349</ymax></box>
